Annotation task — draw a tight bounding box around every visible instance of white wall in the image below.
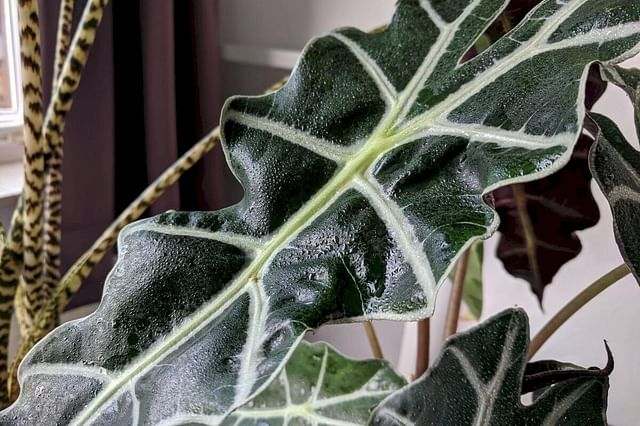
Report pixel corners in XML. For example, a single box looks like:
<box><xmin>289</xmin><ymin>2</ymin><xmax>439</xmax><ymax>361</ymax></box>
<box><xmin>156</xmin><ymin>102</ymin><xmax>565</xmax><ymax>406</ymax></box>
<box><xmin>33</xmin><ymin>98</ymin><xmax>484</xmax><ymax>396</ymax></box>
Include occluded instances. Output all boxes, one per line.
<box><xmin>220</xmin><ymin>0</ymin><xmax>394</xmax><ymax>51</ymax></box>
<box><xmin>218</xmin><ymin>3</ymin><xmax>640</xmax><ymax>424</ymax></box>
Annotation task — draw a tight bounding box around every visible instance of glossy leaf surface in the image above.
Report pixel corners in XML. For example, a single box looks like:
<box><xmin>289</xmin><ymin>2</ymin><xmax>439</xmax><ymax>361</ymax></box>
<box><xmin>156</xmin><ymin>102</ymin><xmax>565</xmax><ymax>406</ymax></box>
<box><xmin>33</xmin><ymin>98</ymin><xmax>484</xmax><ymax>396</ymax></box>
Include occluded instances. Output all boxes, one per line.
<box><xmin>370</xmin><ymin>309</ymin><xmax>610</xmax><ymax>425</ymax></box>
<box><xmin>484</xmin><ymin>0</ymin><xmax>605</xmax><ymax>302</ymax></box>
<box><xmin>4</xmin><ymin>1</ymin><xmax>640</xmax><ymax>424</ymax></box>
<box><xmin>224</xmin><ymin>341</ymin><xmax>406</xmax><ymax>425</ymax></box>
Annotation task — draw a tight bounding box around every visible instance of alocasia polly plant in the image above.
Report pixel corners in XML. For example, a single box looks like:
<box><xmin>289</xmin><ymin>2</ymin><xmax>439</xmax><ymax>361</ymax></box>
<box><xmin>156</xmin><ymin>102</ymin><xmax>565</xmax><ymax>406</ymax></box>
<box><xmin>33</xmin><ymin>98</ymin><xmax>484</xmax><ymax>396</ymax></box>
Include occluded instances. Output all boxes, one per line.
<box><xmin>590</xmin><ymin>100</ymin><xmax>640</xmax><ymax>283</ymax></box>
<box><xmin>223</xmin><ymin>341</ymin><xmax>406</xmax><ymax>425</ymax></box>
<box><xmin>2</xmin><ymin>0</ymin><xmax>640</xmax><ymax>424</ymax></box>
<box><xmin>494</xmin><ymin>133</ymin><xmax>601</xmax><ymax>302</ymax></box>
<box><xmin>370</xmin><ymin>309</ymin><xmax>612</xmax><ymax>425</ymax></box>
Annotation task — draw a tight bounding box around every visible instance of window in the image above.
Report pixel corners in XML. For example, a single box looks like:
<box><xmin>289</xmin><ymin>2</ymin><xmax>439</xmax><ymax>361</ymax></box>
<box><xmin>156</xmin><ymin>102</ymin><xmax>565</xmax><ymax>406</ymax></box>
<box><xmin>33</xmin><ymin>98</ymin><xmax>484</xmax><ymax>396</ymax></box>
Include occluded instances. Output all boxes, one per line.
<box><xmin>0</xmin><ymin>0</ymin><xmax>23</xmax><ymax>166</ymax></box>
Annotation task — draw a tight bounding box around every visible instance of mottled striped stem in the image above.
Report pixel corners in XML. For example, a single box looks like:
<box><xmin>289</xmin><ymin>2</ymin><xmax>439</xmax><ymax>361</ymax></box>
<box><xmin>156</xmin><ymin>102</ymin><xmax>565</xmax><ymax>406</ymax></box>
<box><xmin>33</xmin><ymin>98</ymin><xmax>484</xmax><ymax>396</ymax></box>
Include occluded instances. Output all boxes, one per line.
<box><xmin>40</xmin><ymin>0</ymin><xmax>75</xmax><ymax>311</ymax></box>
<box><xmin>9</xmin><ymin>129</ymin><xmax>220</xmax><ymax>399</ymax></box>
<box><xmin>53</xmin><ymin>0</ymin><xmax>74</xmax><ymax>85</ymax></box>
<box><xmin>10</xmin><ymin>74</ymin><xmax>289</xmax><ymax>400</ymax></box>
<box><xmin>9</xmin><ymin>1</ymin><xmax>109</xmax><ymax>399</ymax></box>
<box><xmin>16</xmin><ymin>0</ymin><xmax>109</xmax><ymax>332</ymax></box>
<box><xmin>0</xmin><ymin>197</ymin><xmax>24</xmax><ymax>407</ymax></box>
<box><xmin>16</xmin><ymin>0</ymin><xmax>45</xmax><ymax>339</ymax></box>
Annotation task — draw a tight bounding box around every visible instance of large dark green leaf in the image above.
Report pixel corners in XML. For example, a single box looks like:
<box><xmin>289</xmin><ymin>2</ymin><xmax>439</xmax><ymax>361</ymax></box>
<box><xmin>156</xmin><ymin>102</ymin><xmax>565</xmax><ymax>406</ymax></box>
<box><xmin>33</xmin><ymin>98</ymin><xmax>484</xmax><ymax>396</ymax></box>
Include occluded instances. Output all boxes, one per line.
<box><xmin>476</xmin><ymin>0</ymin><xmax>606</xmax><ymax>303</ymax></box>
<box><xmin>223</xmin><ymin>341</ymin><xmax>406</xmax><ymax>425</ymax></box>
<box><xmin>4</xmin><ymin>1</ymin><xmax>640</xmax><ymax>424</ymax></box>
<box><xmin>370</xmin><ymin>309</ymin><xmax>611</xmax><ymax>425</ymax></box>
<box><xmin>589</xmin><ymin>93</ymin><xmax>640</xmax><ymax>284</ymax></box>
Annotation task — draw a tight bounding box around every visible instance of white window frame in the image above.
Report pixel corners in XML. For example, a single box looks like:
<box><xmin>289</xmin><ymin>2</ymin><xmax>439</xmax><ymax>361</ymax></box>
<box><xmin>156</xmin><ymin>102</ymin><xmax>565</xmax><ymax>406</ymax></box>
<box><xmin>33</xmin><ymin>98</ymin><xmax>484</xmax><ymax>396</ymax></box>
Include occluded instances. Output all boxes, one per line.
<box><xmin>0</xmin><ymin>0</ymin><xmax>23</xmax><ymax>206</ymax></box>
<box><xmin>0</xmin><ymin>0</ymin><xmax>21</xmax><ymax>128</ymax></box>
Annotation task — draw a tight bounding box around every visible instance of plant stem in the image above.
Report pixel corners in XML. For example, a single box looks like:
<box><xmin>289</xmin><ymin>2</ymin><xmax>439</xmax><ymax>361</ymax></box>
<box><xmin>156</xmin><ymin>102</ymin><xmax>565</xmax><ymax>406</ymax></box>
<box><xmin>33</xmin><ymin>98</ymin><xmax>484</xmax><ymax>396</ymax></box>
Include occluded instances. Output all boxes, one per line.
<box><xmin>15</xmin><ymin>0</ymin><xmax>109</xmax><ymax>336</ymax></box>
<box><xmin>443</xmin><ymin>249</ymin><xmax>471</xmax><ymax>339</ymax></box>
<box><xmin>53</xmin><ymin>0</ymin><xmax>74</xmax><ymax>86</ymax></box>
<box><xmin>363</xmin><ymin>321</ymin><xmax>384</xmax><ymax>359</ymax></box>
<box><xmin>512</xmin><ymin>183</ymin><xmax>542</xmax><ymax>297</ymax></box>
<box><xmin>500</xmin><ymin>12</ymin><xmax>513</xmax><ymax>33</ymax></box>
<box><xmin>17</xmin><ymin>0</ymin><xmax>46</xmax><ymax>334</ymax></box>
<box><xmin>40</xmin><ymin>0</ymin><xmax>76</xmax><ymax>328</ymax></box>
<box><xmin>415</xmin><ymin>319</ymin><xmax>430</xmax><ymax>379</ymax></box>
<box><xmin>0</xmin><ymin>197</ymin><xmax>24</xmax><ymax>407</ymax></box>
<box><xmin>528</xmin><ymin>264</ymin><xmax>631</xmax><ymax>359</ymax></box>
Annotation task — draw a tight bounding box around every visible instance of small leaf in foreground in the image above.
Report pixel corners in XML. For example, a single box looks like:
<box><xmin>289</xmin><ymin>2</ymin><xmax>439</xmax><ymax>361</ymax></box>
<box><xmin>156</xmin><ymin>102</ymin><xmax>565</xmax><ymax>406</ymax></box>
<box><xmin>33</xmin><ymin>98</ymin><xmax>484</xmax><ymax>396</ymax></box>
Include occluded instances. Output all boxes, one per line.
<box><xmin>224</xmin><ymin>341</ymin><xmax>406</xmax><ymax>426</ymax></box>
<box><xmin>370</xmin><ymin>308</ymin><xmax>611</xmax><ymax>425</ymax></box>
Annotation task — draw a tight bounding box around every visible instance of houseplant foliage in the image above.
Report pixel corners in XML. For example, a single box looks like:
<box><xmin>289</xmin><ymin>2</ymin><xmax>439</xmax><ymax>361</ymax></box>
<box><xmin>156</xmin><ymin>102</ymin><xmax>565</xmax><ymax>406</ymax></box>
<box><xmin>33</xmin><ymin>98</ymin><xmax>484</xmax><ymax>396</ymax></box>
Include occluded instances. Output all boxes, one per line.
<box><xmin>1</xmin><ymin>0</ymin><xmax>640</xmax><ymax>424</ymax></box>
<box><xmin>370</xmin><ymin>309</ymin><xmax>611</xmax><ymax>425</ymax></box>
<box><xmin>590</xmin><ymin>107</ymin><xmax>640</xmax><ymax>283</ymax></box>
<box><xmin>473</xmin><ymin>0</ymin><xmax>606</xmax><ymax>304</ymax></box>
<box><xmin>223</xmin><ymin>341</ymin><xmax>406</xmax><ymax>425</ymax></box>
<box><xmin>493</xmin><ymin>132</ymin><xmax>601</xmax><ymax>302</ymax></box>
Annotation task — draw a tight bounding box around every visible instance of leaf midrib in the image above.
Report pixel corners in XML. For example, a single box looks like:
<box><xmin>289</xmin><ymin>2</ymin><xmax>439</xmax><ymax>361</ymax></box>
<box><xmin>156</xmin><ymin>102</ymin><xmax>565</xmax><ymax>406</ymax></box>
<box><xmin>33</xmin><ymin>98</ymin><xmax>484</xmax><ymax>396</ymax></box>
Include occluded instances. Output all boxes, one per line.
<box><xmin>73</xmin><ymin>2</ymin><xmax>587</xmax><ymax>422</ymax></box>
<box><xmin>73</xmin><ymin>124</ymin><xmax>400</xmax><ymax>426</ymax></box>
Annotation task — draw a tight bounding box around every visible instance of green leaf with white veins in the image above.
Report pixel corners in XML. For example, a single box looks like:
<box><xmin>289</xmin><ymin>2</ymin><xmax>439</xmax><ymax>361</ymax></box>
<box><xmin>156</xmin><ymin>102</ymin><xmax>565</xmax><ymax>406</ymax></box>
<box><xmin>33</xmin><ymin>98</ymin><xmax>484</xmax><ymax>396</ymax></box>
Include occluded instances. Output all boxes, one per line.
<box><xmin>589</xmin><ymin>105</ymin><xmax>640</xmax><ymax>284</ymax></box>
<box><xmin>223</xmin><ymin>341</ymin><xmax>406</xmax><ymax>426</ymax></box>
<box><xmin>4</xmin><ymin>0</ymin><xmax>640</xmax><ymax>424</ymax></box>
<box><xmin>590</xmin><ymin>65</ymin><xmax>640</xmax><ymax>285</ymax></box>
<box><xmin>369</xmin><ymin>309</ymin><xmax>611</xmax><ymax>425</ymax></box>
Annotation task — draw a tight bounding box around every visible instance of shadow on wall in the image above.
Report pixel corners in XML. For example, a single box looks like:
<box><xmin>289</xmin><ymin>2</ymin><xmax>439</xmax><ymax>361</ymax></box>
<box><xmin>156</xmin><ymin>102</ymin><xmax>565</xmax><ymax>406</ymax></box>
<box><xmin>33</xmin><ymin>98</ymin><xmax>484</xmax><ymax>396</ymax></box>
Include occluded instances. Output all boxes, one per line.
<box><xmin>0</xmin><ymin>205</ymin><xmax>11</xmax><ymax>228</ymax></box>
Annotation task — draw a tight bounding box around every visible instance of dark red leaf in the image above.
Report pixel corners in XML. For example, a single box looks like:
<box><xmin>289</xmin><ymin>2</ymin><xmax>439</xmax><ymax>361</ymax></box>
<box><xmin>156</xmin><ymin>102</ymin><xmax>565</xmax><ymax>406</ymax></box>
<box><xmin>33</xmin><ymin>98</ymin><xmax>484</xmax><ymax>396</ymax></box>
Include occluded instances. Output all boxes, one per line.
<box><xmin>493</xmin><ymin>134</ymin><xmax>600</xmax><ymax>302</ymax></box>
<box><xmin>484</xmin><ymin>3</ymin><xmax>606</xmax><ymax>302</ymax></box>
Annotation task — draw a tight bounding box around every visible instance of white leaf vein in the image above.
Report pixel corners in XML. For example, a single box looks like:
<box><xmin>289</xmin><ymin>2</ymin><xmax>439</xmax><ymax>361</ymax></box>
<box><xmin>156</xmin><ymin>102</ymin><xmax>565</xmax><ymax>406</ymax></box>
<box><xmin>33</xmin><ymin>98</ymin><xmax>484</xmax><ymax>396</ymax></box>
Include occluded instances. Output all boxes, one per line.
<box><xmin>225</xmin><ymin>109</ymin><xmax>354</xmax><ymax>163</ymax></box>
<box><xmin>330</xmin><ymin>32</ymin><xmax>398</xmax><ymax>105</ymax></box>
<box><xmin>354</xmin><ymin>177</ymin><xmax>436</xmax><ymax>303</ymax></box>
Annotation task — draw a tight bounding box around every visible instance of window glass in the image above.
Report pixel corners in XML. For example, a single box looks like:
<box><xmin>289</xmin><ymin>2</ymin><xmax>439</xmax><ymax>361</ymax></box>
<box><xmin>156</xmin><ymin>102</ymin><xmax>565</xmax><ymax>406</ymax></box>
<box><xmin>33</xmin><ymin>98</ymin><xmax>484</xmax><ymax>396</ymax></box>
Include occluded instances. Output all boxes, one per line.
<box><xmin>0</xmin><ymin>0</ymin><xmax>23</xmax><ymax>163</ymax></box>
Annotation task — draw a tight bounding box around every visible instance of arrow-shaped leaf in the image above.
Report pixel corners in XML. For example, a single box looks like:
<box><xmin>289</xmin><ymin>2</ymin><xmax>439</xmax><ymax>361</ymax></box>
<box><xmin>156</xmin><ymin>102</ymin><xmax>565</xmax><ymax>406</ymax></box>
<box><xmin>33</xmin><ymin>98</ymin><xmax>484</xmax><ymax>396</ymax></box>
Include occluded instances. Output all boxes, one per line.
<box><xmin>3</xmin><ymin>1</ymin><xmax>640</xmax><ymax>424</ymax></box>
<box><xmin>589</xmin><ymin>86</ymin><xmax>640</xmax><ymax>284</ymax></box>
<box><xmin>370</xmin><ymin>308</ymin><xmax>611</xmax><ymax>425</ymax></box>
<box><xmin>475</xmin><ymin>1</ymin><xmax>606</xmax><ymax>303</ymax></box>
<box><xmin>494</xmin><ymin>133</ymin><xmax>601</xmax><ymax>302</ymax></box>
<box><xmin>223</xmin><ymin>341</ymin><xmax>406</xmax><ymax>426</ymax></box>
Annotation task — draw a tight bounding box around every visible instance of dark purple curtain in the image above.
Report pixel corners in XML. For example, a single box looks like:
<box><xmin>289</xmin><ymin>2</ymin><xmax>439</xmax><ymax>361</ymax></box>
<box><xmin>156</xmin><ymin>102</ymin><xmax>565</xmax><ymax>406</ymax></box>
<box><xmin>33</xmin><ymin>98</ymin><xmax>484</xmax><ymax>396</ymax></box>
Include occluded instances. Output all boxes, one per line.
<box><xmin>37</xmin><ymin>0</ymin><xmax>226</xmax><ymax>308</ymax></box>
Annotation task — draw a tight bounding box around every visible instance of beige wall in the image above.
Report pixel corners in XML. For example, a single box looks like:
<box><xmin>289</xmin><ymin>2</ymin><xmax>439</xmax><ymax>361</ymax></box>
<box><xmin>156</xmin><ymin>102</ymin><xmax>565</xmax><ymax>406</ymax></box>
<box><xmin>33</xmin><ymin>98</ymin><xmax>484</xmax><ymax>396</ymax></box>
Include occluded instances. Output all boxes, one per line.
<box><xmin>220</xmin><ymin>0</ymin><xmax>394</xmax><ymax>50</ymax></box>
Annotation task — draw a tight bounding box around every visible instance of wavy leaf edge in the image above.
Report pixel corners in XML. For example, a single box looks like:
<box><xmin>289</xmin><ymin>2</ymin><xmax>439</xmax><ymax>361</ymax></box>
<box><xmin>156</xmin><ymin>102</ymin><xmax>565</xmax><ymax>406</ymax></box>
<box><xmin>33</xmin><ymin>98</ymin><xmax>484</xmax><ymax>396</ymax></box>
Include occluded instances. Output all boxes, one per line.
<box><xmin>6</xmin><ymin>1</ymin><xmax>640</xmax><ymax>424</ymax></box>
